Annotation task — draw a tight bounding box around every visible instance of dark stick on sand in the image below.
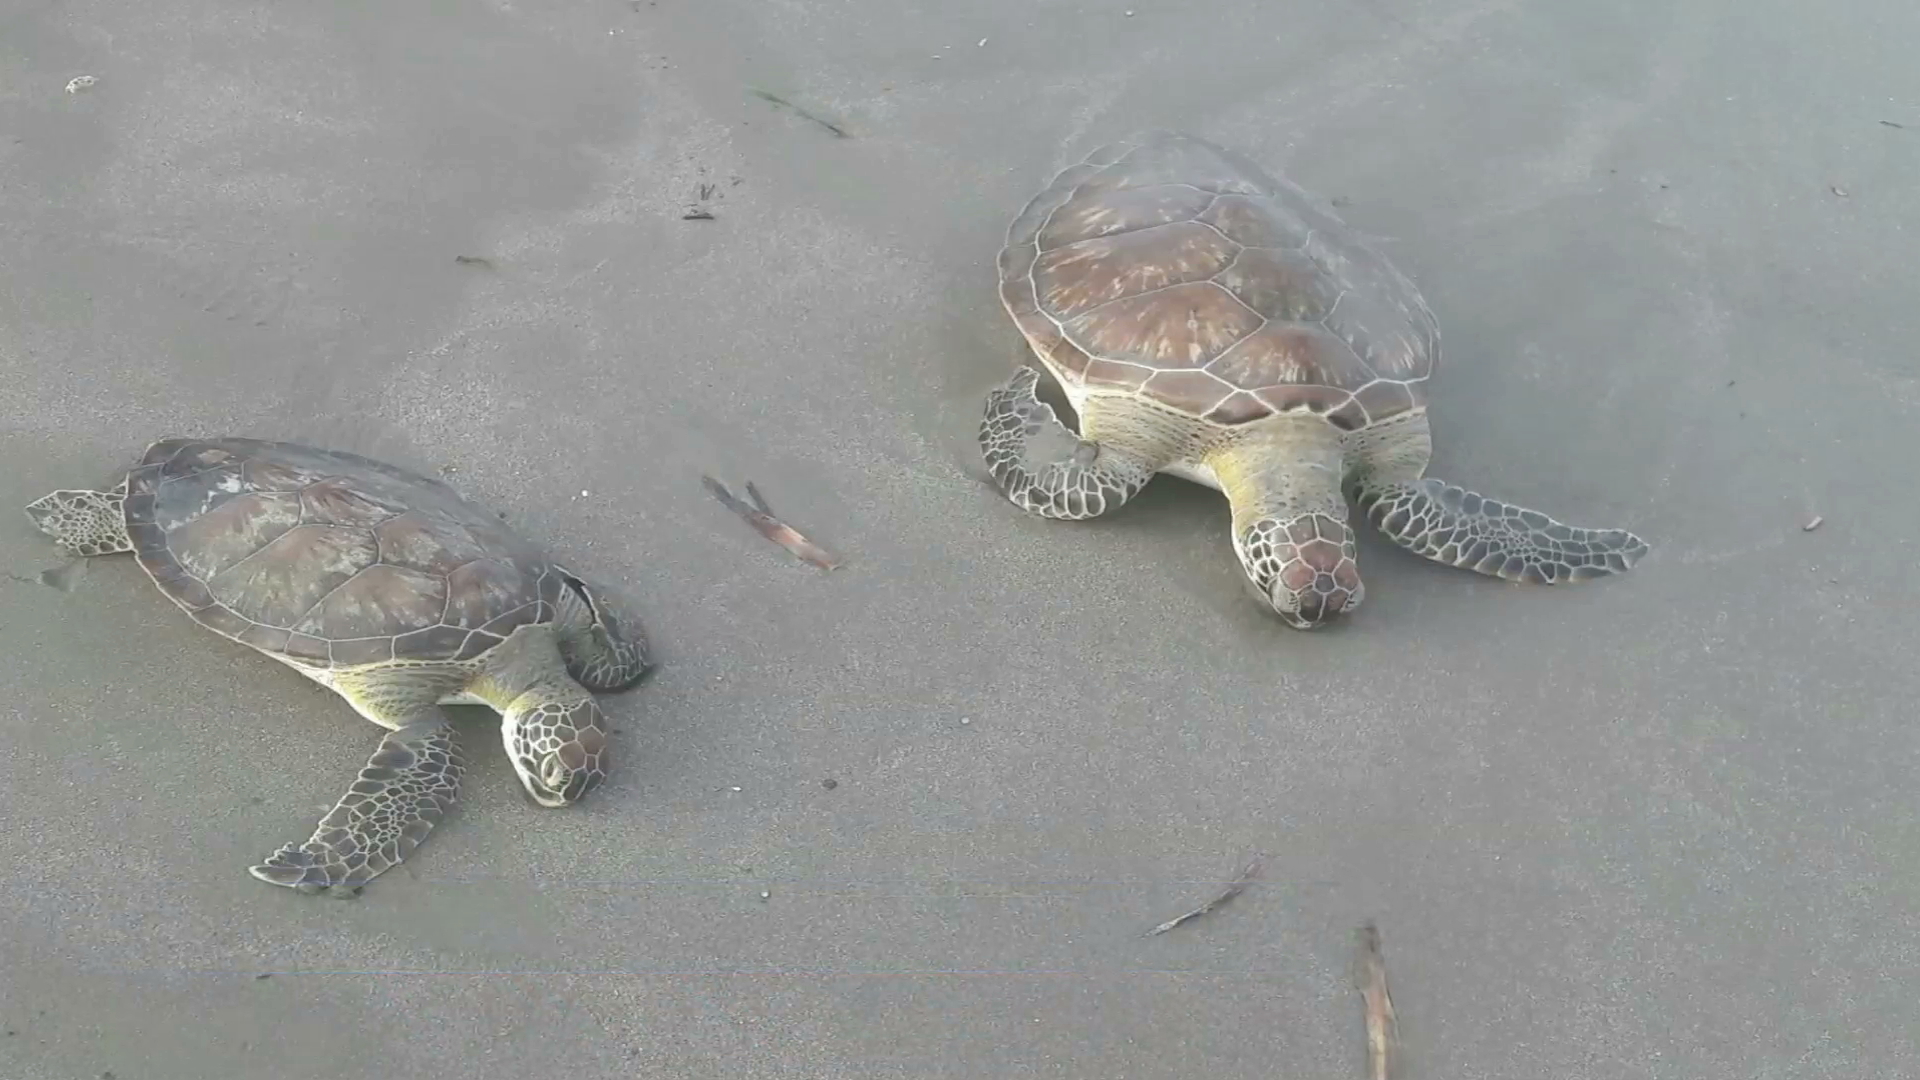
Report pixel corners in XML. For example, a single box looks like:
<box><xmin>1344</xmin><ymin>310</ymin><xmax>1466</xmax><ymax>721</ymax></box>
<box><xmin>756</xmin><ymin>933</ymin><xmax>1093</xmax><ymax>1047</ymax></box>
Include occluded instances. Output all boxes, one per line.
<box><xmin>1144</xmin><ymin>855</ymin><xmax>1264</xmax><ymax>936</ymax></box>
<box><xmin>750</xmin><ymin>89</ymin><xmax>851</xmax><ymax>138</ymax></box>
<box><xmin>702</xmin><ymin>476</ymin><xmax>843</xmax><ymax>570</ymax></box>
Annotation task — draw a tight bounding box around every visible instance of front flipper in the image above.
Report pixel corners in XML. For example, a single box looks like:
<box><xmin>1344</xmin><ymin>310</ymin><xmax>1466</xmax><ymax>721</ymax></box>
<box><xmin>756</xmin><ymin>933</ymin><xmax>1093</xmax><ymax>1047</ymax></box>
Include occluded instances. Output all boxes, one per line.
<box><xmin>250</xmin><ymin>719</ymin><xmax>465</xmax><ymax>896</ymax></box>
<box><xmin>979</xmin><ymin>367</ymin><xmax>1158</xmax><ymax>521</ymax></box>
<box><xmin>1355</xmin><ymin>477</ymin><xmax>1648</xmax><ymax>584</ymax></box>
<box><xmin>553</xmin><ymin>568</ymin><xmax>654</xmax><ymax>694</ymax></box>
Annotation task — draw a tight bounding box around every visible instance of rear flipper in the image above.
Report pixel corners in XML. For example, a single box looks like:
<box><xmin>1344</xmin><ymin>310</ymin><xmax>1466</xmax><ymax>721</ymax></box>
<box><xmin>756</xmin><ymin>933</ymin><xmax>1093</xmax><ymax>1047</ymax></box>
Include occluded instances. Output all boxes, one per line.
<box><xmin>554</xmin><ymin>569</ymin><xmax>654</xmax><ymax>693</ymax></box>
<box><xmin>979</xmin><ymin>366</ymin><xmax>1158</xmax><ymax>521</ymax></box>
<box><xmin>249</xmin><ymin>719</ymin><xmax>465</xmax><ymax>896</ymax></box>
<box><xmin>1355</xmin><ymin>476</ymin><xmax>1648</xmax><ymax>583</ymax></box>
<box><xmin>23</xmin><ymin>482</ymin><xmax>132</xmax><ymax>558</ymax></box>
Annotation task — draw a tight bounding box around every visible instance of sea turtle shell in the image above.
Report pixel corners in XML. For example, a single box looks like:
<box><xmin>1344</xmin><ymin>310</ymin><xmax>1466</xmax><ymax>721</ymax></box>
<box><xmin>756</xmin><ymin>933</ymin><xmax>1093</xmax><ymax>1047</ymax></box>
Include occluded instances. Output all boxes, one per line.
<box><xmin>122</xmin><ymin>438</ymin><xmax>565</xmax><ymax>671</ymax></box>
<box><xmin>997</xmin><ymin>132</ymin><xmax>1441</xmax><ymax>432</ymax></box>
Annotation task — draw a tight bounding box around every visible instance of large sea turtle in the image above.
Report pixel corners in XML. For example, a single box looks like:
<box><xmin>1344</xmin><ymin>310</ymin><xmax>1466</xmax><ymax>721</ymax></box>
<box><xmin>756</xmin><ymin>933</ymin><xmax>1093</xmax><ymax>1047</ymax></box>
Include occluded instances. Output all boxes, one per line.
<box><xmin>982</xmin><ymin>132</ymin><xmax>1648</xmax><ymax>627</ymax></box>
<box><xmin>25</xmin><ymin>437</ymin><xmax>653</xmax><ymax>894</ymax></box>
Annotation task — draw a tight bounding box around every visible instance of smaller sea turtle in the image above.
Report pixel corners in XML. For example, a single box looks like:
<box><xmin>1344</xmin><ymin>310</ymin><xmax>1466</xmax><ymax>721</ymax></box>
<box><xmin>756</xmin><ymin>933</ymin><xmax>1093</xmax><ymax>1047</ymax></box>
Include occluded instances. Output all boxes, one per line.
<box><xmin>26</xmin><ymin>438</ymin><xmax>653</xmax><ymax>894</ymax></box>
<box><xmin>983</xmin><ymin>132</ymin><xmax>1648</xmax><ymax>627</ymax></box>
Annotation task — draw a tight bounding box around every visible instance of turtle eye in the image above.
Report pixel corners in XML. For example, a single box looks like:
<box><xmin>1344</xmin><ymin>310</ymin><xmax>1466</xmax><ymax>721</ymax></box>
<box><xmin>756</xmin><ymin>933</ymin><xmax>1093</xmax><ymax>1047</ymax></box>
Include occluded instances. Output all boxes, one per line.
<box><xmin>540</xmin><ymin>755</ymin><xmax>568</xmax><ymax>790</ymax></box>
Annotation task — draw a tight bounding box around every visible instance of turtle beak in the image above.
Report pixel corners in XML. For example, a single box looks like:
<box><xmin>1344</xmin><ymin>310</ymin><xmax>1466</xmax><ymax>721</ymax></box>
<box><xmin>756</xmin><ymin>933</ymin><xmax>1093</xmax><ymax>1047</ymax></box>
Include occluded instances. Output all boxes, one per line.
<box><xmin>523</xmin><ymin>784</ymin><xmax>570</xmax><ymax>808</ymax></box>
<box><xmin>518</xmin><ymin>755</ymin><xmax>599</xmax><ymax>807</ymax></box>
<box><xmin>1274</xmin><ymin>578</ymin><xmax>1364</xmax><ymax>629</ymax></box>
<box><xmin>518</xmin><ymin>758</ymin><xmax>571</xmax><ymax>807</ymax></box>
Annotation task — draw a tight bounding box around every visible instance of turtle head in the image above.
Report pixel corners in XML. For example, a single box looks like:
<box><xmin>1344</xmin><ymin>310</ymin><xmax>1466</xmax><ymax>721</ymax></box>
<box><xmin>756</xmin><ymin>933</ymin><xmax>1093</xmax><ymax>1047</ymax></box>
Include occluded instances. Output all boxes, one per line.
<box><xmin>501</xmin><ymin>691</ymin><xmax>610</xmax><ymax>807</ymax></box>
<box><xmin>1237</xmin><ymin>513</ymin><xmax>1364</xmax><ymax>630</ymax></box>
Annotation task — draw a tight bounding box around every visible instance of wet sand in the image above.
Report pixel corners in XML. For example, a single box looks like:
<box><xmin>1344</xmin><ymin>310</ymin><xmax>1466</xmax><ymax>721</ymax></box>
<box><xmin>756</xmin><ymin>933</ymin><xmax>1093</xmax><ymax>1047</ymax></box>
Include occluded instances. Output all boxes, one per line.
<box><xmin>3</xmin><ymin>0</ymin><xmax>1917</xmax><ymax>1076</ymax></box>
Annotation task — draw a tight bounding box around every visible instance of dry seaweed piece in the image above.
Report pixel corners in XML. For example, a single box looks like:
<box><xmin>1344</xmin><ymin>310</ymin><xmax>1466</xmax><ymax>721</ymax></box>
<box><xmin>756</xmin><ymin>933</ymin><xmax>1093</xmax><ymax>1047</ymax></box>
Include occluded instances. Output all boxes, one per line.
<box><xmin>1355</xmin><ymin>921</ymin><xmax>1397</xmax><ymax>1080</ymax></box>
<box><xmin>1143</xmin><ymin>855</ymin><xmax>1264</xmax><ymax>936</ymax></box>
<box><xmin>702</xmin><ymin>476</ymin><xmax>843</xmax><ymax>570</ymax></box>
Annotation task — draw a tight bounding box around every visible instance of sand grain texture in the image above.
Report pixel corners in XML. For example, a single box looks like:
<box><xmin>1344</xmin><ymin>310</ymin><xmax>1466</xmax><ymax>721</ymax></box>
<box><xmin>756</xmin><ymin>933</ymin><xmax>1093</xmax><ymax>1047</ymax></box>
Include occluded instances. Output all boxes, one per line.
<box><xmin>3</xmin><ymin>0</ymin><xmax>1917</xmax><ymax>1077</ymax></box>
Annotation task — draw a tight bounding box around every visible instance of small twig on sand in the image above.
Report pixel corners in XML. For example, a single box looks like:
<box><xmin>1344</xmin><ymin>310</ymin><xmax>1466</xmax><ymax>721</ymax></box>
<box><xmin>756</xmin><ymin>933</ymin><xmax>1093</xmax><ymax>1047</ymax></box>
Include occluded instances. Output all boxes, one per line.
<box><xmin>702</xmin><ymin>476</ymin><xmax>843</xmax><ymax>570</ymax></box>
<box><xmin>750</xmin><ymin>89</ymin><xmax>851</xmax><ymax>138</ymax></box>
<box><xmin>684</xmin><ymin>182</ymin><xmax>719</xmax><ymax>220</ymax></box>
<box><xmin>453</xmin><ymin>254</ymin><xmax>495</xmax><ymax>269</ymax></box>
<box><xmin>1356</xmin><ymin>921</ymin><xmax>1397</xmax><ymax>1080</ymax></box>
<box><xmin>1144</xmin><ymin>855</ymin><xmax>1264</xmax><ymax>936</ymax></box>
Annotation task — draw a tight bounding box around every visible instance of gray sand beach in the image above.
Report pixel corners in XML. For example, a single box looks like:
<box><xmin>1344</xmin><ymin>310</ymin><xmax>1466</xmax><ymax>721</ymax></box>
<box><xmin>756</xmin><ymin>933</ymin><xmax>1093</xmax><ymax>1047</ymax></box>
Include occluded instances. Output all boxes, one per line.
<box><xmin>3</xmin><ymin>0</ymin><xmax>1917</xmax><ymax>1076</ymax></box>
